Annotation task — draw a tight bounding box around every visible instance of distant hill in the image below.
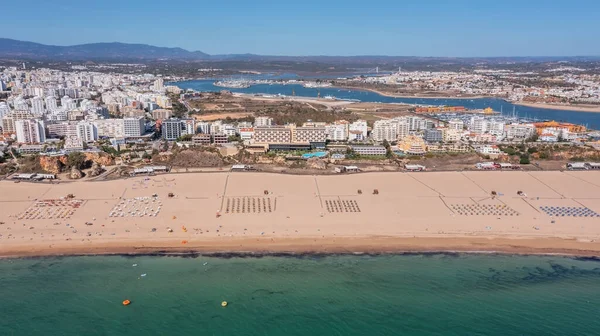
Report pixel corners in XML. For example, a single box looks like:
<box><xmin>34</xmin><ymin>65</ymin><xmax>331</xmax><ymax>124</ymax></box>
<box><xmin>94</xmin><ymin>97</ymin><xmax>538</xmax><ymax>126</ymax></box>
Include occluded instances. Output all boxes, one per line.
<box><xmin>0</xmin><ymin>38</ymin><xmax>598</xmax><ymax>62</ymax></box>
<box><xmin>0</xmin><ymin>38</ymin><xmax>209</xmax><ymax>60</ymax></box>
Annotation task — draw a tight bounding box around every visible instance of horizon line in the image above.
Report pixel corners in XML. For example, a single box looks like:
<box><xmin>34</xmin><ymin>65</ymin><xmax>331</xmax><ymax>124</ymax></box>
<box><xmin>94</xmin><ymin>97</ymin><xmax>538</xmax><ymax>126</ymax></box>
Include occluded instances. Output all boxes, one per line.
<box><xmin>1</xmin><ymin>37</ymin><xmax>600</xmax><ymax>59</ymax></box>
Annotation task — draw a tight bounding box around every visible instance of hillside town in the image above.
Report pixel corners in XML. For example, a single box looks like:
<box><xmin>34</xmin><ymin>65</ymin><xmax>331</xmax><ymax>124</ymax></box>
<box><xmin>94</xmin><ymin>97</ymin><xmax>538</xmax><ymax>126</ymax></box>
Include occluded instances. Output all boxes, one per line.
<box><xmin>1</xmin><ymin>65</ymin><xmax>600</xmax><ymax>180</ymax></box>
<box><xmin>340</xmin><ymin>68</ymin><xmax>600</xmax><ymax>105</ymax></box>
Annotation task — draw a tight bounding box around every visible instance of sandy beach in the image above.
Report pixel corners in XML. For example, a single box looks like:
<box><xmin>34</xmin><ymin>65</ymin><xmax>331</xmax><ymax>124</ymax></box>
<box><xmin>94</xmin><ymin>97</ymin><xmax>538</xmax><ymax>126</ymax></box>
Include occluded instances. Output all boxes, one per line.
<box><xmin>2</xmin><ymin>171</ymin><xmax>600</xmax><ymax>258</ymax></box>
<box><xmin>514</xmin><ymin>101</ymin><xmax>600</xmax><ymax>113</ymax></box>
<box><xmin>332</xmin><ymin>86</ymin><xmax>491</xmax><ymax>100</ymax></box>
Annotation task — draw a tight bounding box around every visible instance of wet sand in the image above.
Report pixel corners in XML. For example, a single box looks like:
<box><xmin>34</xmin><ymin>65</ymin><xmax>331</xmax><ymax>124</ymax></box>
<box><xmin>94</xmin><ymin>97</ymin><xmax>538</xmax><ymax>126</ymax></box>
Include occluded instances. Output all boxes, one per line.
<box><xmin>1</xmin><ymin>171</ymin><xmax>600</xmax><ymax>258</ymax></box>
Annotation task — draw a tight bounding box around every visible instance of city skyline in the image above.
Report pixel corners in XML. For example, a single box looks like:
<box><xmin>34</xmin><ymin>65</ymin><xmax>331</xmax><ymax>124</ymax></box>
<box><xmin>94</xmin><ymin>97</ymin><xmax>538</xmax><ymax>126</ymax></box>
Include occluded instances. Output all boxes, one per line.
<box><xmin>0</xmin><ymin>0</ymin><xmax>598</xmax><ymax>57</ymax></box>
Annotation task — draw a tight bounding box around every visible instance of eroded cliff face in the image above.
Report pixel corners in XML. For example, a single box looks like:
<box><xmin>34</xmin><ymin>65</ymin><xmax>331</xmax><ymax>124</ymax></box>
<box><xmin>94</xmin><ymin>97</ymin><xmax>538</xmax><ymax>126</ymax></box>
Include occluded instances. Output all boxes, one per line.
<box><xmin>39</xmin><ymin>155</ymin><xmax>67</xmax><ymax>174</ymax></box>
<box><xmin>83</xmin><ymin>152</ymin><xmax>114</xmax><ymax>166</ymax></box>
<box><xmin>38</xmin><ymin>152</ymin><xmax>115</xmax><ymax>174</ymax></box>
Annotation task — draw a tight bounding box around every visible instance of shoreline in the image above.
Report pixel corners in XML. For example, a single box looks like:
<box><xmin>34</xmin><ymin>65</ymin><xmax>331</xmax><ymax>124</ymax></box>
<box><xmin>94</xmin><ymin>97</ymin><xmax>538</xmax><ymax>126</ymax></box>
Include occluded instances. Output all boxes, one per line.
<box><xmin>331</xmin><ymin>85</ymin><xmax>492</xmax><ymax>100</ymax></box>
<box><xmin>3</xmin><ymin>236</ymin><xmax>600</xmax><ymax>259</ymax></box>
<box><xmin>513</xmin><ymin>101</ymin><xmax>600</xmax><ymax>113</ymax></box>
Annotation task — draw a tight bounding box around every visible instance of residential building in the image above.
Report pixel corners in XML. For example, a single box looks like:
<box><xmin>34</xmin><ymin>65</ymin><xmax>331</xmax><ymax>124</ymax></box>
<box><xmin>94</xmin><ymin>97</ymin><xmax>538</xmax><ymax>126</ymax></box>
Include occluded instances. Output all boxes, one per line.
<box><xmin>123</xmin><ymin>117</ymin><xmax>145</xmax><ymax>137</ymax></box>
<box><xmin>295</xmin><ymin>126</ymin><xmax>327</xmax><ymax>143</ymax></box>
<box><xmin>0</xmin><ymin>102</ymin><xmax>9</xmax><ymax>118</ymax></box>
<box><xmin>254</xmin><ymin>116</ymin><xmax>273</xmax><ymax>127</ymax></box>
<box><xmin>30</xmin><ymin>96</ymin><xmax>45</xmax><ymax>115</ymax></box>
<box><xmin>15</xmin><ymin>119</ymin><xmax>45</xmax><ymax>144</ymax></box>
<box><xmin>196</xmin><ymin>121</ymin><xmax>211</xmax><ymax>134</ymax></box>
<box><xmin>77</xmin><ymin>121</ymin><xmax>98</xmax><ymax>142</ymax></box>
<box><xmin>504</xmin><ymin>123</ymin><xmax>536</xmax><ymax>140</ymax></box>
<box><xmin>442</xmin><ymin>128</ymin><xmax>462</xmax><ymax>142</ymax></box>
<box><xmin>213</xmin><ymin>134</ymin><xmax>228</xmax><ymax>144</ymax></box>
<box><xmin>239</xmin><ymin>128</ymin><xmax>254</xmax><ymax>141</ymax></box>
<box><xmin>487</xmin><ymin>120</ymin><xmax>505</xmax><ymax>137</ymax></box>
<box><xmin>181</xmin><ymin>119</ymin><xmax>196</xmax><ymax>136</ymax></box>
<box><xmin>397</xmin><ymin>118</ymin><xmax>410</xmax><ymax>140</ymax></box>
<box><xmin>47</xmin><ymin>121</ymin><xmax>78</xmax><ymax>138</ymax></box>
<box><xmin>539</xmin><ymin>133</ymin><xmax>558</xmax><ymax>142</ymax></box>
<box><xmin>191</xmin><ymin>134</ymin><xmax>211</xmax><ymax>145</ymax></box>
<box><xmin>153</xmin><ymin>78</ymin><xmax>164</xmax><ymax>92</ymax></box>
<box><xmin>351</xmin><ymin>145</ymin><xmax>386</xmax><ymax>156</ymax></box>
<box><xmin>372</xmin><ymin>119</ymin><xmax>398</xmax><ymax>142</ymax></box>
<box><xmin>448</xmin><ymin>119</ymin><xmax>464</xmax><ymax>131</ymax></box>
<box><xmin>254</xmin><ymin>126</ymin><xmax>292</xmax><ymax>144</ymax></box>
<box><xmin>475</xmin><ymin>145</ymin><xmax>503</xmax><ymax>157</ymax></box>
<box><xmin>151</xmin><ymin>109</ymin><xmax>172</xmax><ymax>120</ymax></box>
<box><xmin>45</xmin><ymin>96</ymin><xmax>58</xmax><ymax>110</ymax></box>
<box><xmin>93</xmin><ymin>119</ymin><xmax>125</xmax><ymax>138</ymax></box>
<box><xmin>162</xmin><ymin>119</ymin><xmax>184</xmax><ymax>140</ymax></box>
<box><xmin>61</xmin><ymin>96</ymin><xmax>77</xmax><ymax>110</ymax></box>
<box><xmin>397</xmin><ymin>135</ymin><xmax>427</xmax><ymax>155</ymax></box>
<box><xmin>424</xmin><ymin>128</ymin><xmax>443</xmax><ymax>142</ymax></box>
<box><xmin>349</xmin><ymin>120</ymin><xmax>368</xmax><ymax>141</ymax></box>
<box><xmin>1</xmin><ymin>116</ymin><xmax>15</xmax><ymax>133</ymax></box>
<box><xmin>470</xmin><ymin>116</ymin><xmax>487</xmax><ymax>134</ymax></box>
<box><xmin>325</xmin><ymin>123</ymin><xmax>349</xmax><ymax>141</ymax></box>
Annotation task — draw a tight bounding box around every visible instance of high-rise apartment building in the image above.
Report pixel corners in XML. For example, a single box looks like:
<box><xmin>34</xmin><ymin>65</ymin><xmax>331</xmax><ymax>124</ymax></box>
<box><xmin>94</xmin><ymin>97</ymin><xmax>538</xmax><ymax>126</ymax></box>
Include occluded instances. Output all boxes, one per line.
<box><xmin>15</xmin><ymin>119</ymin><xmax>45</xmax><ymax>144</ymax></box>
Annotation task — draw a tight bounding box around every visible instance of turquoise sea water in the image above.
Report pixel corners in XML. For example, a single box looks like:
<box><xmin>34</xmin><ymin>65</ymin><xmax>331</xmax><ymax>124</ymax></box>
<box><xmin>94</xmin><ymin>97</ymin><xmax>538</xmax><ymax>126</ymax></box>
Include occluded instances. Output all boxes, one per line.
<box><xmin>2</xmin><ymin>254</ymin><xmax>600</xmax><ymax>336</ymax></box>
<box><xmin>174</xmin><ymin>79</ymin><xmax>600</xmax><ymax>130</ymax></box>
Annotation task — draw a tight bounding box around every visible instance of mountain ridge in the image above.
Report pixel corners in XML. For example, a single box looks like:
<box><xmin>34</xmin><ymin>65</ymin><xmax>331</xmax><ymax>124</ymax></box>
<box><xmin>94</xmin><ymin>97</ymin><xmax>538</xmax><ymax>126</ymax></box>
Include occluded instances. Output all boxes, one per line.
<box><xmin>0</xmin><ymin>38</ymin><xmax>599</xmax><ymax>62</ymax></box>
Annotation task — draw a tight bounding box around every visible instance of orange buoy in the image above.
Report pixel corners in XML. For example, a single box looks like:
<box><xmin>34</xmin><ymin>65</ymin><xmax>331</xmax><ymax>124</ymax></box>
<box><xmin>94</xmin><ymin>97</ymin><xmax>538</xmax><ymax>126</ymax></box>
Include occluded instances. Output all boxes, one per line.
<box><xmin>122</xmin><ymin>299</ymin><xmax>131</xmax><ymax>306</ymax></box>
<box><xmin>181</xmin><ymin>240</ymin><xmax>188</xmax><ymax>244</ymax></box>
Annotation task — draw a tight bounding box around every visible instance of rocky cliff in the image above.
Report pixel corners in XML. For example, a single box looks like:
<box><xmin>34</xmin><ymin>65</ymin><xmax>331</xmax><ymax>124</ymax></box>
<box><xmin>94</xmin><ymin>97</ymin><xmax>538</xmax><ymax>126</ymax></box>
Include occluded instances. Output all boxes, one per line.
<box><xmin>38</xmin><ymin>152</ymin><xmax>115</xmax><ymax>174</ymax></box>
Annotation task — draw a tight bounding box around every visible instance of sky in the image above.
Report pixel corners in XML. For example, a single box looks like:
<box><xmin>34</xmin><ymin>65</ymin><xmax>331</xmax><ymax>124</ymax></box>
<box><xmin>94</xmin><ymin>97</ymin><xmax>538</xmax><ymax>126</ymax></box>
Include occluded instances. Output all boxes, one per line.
<box><xmin>1</xmin><ymin>0</ymin><xmax>598</xmax><ymax>57</ymax></box>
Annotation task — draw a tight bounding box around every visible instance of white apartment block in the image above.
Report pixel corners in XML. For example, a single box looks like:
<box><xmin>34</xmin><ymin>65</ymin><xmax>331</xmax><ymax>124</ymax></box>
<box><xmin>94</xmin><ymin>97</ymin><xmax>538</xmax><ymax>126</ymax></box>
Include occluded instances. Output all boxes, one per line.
<box><xmin>93</xmin><ymin>119</ymin><xmax>125</xmax><ymax>138</ymax></box>
<box><xmin>448</xmin><ymin>119</ymin><xmax>464</xmax><ymax>131</ymax></box>
<box><xmin>61</xmin><ymin>96</ymin><xmax>77</xmax><ymax>110</ymax></box>
<box><xmin>197</xmin><ymin>121</ymin><xmax>211</xmax><ymax>134</ymax></box>
<box><xmin>372</xmin><ymin>120</ymin><xmax>398</xmax><ymax>142</ymax></box>
<box><xmin>77</xmin><ymin>122</ymin><xmax>98</xmax><ymax>142</ymax></box>
<box><xmin>30</xmin><ymin>96</ymin><xmax>45</xmax><ymax>115</ymax></box>
<box><xmin>325</xmin><ymin>123</ymin><xmax>349</xmax><ymax>141</ymax></box>
<box><xmin>397</xmin><ymin>119</ymin><xmax>410</xmax><ymax>140</ymax></box>
<box><xmin>254</xmin><ymin>127</ymin><xmax>292</xmax><ymax>143</ymax></box>
<box><xmin>47</xmin><ymin>122</ymin><xmax>77</xmax><ymax>138</ymax></box>
<box><xmin>123</xmin><ymin>117</ymin><xmax>145</xmax><ymax>137</ymax></box>
<box><xmin>182</xmin><ymin>119</ymin><xmax>196</xmax><ymax>136</ymax></box>
<box><xmin>0</xmin><ymin>102</ymin><xmax>9</xmax><ymax>118</ymax></box>
<box><xmin>254</xmin><ymin>116</ymin><xmax>274</xmax><ymax>127</ymax></box>
<box><xmin>470</xmin><ymin>116</ymin><xmax>487</xmax><ymax>134</ymax></box>
<box><xmin>487</xmin><ymin>120</ymin><xmax>506</xmax><ymax>137</ymax></box>
<box><xmin>349</xmin><ymin>120</ymin><xmax>368</xmax><ymax>141</ymax></box>
<box><xmin>15</xmin><ymin>119</ymin><xmax>45</xmax><ymax>144</ymax></box>
<box><xmin>295</xmin><ymin>126</ymin><xmax>327</xmax><ymax>143</ymax></box>
<box><xmin>45</xmin><ymin>96</ymin><xmax>58</xmax><ymax>110</ymax></box>
<box><xmin>442</xmin><ymin>128</ymin><xmax>462</xmax><ymax>142</ymax></box>
<box><xmin>504</xmin><ymin>123</ymin><xmax>536</xmax><ymax>140</ymax></box>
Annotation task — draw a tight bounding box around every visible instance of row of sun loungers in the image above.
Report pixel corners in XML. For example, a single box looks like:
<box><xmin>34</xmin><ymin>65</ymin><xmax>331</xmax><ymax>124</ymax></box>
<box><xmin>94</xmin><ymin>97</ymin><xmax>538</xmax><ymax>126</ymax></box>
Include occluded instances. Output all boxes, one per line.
<box><xmin>540</xmin><ymin>206</ymin><xmax>600</xmax><ymax>218</ymax></box>
<box><xmin>326</xmin><ymin>199</ymin><xmax>361</xmax><ymax>213</ymax></box>
<box><xmin>225</xmin><ymin>197</ymin><xmax>272</xmax><ymax>214</ymax></box>
<box><xmin>451</xmin><ymin>203</ymin><xmax>519</xmax><ymax>216</ymax></box>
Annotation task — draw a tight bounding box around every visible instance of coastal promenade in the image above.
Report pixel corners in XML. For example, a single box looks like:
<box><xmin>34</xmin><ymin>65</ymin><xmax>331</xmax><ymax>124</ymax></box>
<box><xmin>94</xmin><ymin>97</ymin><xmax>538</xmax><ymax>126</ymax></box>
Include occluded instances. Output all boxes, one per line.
<box><xmin>1</xmin><ymin>171</ymin><xmax>600</xmax><ymax>258</ymax></box>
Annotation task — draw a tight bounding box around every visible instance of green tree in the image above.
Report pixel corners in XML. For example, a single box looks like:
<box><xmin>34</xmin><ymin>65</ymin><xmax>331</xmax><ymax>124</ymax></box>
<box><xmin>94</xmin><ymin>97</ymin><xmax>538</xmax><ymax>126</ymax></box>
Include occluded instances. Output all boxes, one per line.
<box><xmin>526</xmin><ymin>133</ymin><xmax>539</xmax><ymax>143</ymax></box>
<box><xmin>177</xmin><ymin>134</ymin><xmax>193</xmax><ymax>142</ymax></box>
<box><xmin>519</xmin><ymin>154</ymin><xmax>530</xmax><ymax>165</ymax></box>
<box><xmin>67</xmin><ymin>152</ymin><xmax>86</xmax><ymax>169</ymax></box>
